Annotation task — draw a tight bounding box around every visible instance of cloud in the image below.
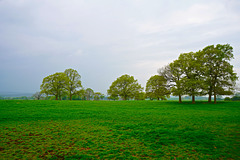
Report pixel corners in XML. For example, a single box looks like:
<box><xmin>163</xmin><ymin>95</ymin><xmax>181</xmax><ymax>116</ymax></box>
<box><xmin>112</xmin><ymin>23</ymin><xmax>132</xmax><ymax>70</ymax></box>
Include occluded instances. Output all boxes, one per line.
<box><xmin>0</xmin><ymin>0</ymin><xmax>240</xmax><ymax>94</ymax></box>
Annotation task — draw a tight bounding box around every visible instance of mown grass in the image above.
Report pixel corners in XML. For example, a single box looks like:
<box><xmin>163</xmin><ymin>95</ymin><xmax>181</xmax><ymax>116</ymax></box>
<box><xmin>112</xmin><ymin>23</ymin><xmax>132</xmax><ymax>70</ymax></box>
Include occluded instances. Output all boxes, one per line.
<box><xmin>0</xmin><ymin>100</ymin><xmax>239</xmax><ymax>159</ymax></box>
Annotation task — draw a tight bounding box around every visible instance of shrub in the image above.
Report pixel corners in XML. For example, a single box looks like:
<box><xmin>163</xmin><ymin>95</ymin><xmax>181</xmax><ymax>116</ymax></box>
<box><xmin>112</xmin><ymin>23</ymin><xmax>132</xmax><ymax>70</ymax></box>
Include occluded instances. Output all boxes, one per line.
<box><xmin>224</xmin><ymin>97</ymin><xmax>231</xmax><ymax>101</ymax></box>
<box><xmin>231</xmin><ymin>96</ymin><xmax>240</xmax><ymax>101</ymax></box>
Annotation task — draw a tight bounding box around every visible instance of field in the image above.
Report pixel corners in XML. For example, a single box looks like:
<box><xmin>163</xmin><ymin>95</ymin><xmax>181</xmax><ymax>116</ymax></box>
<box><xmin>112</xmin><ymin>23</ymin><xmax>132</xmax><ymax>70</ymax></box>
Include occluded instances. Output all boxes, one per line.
<box><xmin>0</xmin><ymin>100</ymin><xmax>239</xmax><ymax>159</ymax></box>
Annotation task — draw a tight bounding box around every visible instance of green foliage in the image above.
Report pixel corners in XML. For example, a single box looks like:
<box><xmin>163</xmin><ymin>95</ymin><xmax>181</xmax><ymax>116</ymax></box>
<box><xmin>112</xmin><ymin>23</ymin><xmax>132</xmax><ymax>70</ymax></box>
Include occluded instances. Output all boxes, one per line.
<box><xmin>134</xmin><ymin>92</ymin><xmax>145</xmax><ymax>100</ymax></box>
<box><xmin>224</xmin><ymin>97</ymin><xmax>231</xmax><ymax>101</ymax></box>
<box><xmin>85</xmin><ymin>88</ymin><xmax>94</xmax><ymax>100</ymax></box>
<box><xmin>94</xmin><ymin>92</ymin><xmax>104</xmax><ymax>101</ymax></box>
<box><xmin>40</xmin><ymin>69</ymin><xmax>84</xmax><ymax>100</ymax></box>
<box><xmin>169</xmin><ymin>60</ymin><xmax>185</xmax><ymax>103</ymax></box>
<box><xmin>40</xmin><ymin>72</ymin><xmax>69</xmax><ymax>100</ymax></box>
<box><xmin>231</xmin><ymin>96</ymin><xmax>240</xmax><ymax>101</ymax></box>
<box><xmin>146</xmin><ymin>75</ymin><xmax>170</xmax><ymax>100</ymax></box>
<box><xmin>107</xmin><ymin>74</ymin><xmax>143</xmax><ymax>100</ymax></box>
<box><xmin>32</xmin><ymin>92</ymin><xmax>43</xmax><ymax>100</ymax></box>
<box><xmin>76</xmin><ymin>89</ymin><xmax>86</xmax><ymax>100</ymax></box>
<box><xmin>64</xmin><ymin>68</ymin><xmax>82</xmax><ymax>100</ymax></box>
<box><xmin>200</xmin><ymin>44</ymin><xmax>238</xmax><ymax>103</ymax></box>
<box><xmin>0</xmin><ymin>100</ymin><xmax>239</xmax><ymax>159</ymax></box>
<box><xmin>107</xmin><ymin>94</ymin><xmax>119</xmax><ymax>101</ymax></box>
<box><xmin>160</xmin><ymin>44</ymin><xmax>238</xmax><ymax>104</ymax></box>
<box><xmin>177</xmin><ymin>52</ymin><xmax>206</xmax><ymax>103</ymax></box>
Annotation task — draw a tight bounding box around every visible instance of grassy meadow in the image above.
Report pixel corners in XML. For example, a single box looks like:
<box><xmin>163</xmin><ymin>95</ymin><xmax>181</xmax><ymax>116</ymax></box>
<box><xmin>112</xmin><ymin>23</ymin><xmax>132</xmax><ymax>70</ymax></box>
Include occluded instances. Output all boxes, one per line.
<box><xmin>0</xmin><ymin>100</ymin><xmax>239</xmax><ymax>159</ymax></box>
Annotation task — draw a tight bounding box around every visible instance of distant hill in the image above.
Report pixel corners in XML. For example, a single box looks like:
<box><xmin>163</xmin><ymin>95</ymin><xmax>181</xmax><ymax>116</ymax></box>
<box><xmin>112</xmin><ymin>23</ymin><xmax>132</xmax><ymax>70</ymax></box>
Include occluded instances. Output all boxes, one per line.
<box><xmin>0</xmin><ymin>92</ymin><xmax>33</xmax><ymax>97</ymax></box>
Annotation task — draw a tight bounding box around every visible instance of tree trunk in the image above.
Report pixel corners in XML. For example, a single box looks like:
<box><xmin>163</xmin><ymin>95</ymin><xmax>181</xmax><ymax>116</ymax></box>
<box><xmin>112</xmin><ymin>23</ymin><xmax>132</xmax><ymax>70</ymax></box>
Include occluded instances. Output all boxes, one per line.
<box><xmin>55</xmin><ymin>95</ymin><xmax>58</xmax><ymax>100</ymax></box>
<box><xmin>214</xmin><ymin>92</ymin><xmax>217</xmax><ymax>104</ymax></box>
<box><xmin>192</xmin><ymin>88</ymin><xmax>195</xmax><ymax>104</ymax></box>
<box><xmin>192</xmin><ymin>95</ymin><xmax>195</xmax><ymax>104</ymax></box>
<box><xmin>179</xmin><ymin>95</ymin><xmax>182</xmax><ymax>103</ymax></box>
<box><xmin>208</xmin><ymin>94</ymin><xmax>212</xmax><ymax>103</ymax></box>
<box><xmin>70</xmin><ymin>92</ymin><xmax>72</xmax><ymax>100</ymax></box>
<box><xmin>157</xmin><ymin>97</ymin><xmax>160</xmax><ymax>100</ymax></box>
<box><xmin>208</xmin><ymin>89</ymin><xmax>212</xmax><ymax>103</ymax></box>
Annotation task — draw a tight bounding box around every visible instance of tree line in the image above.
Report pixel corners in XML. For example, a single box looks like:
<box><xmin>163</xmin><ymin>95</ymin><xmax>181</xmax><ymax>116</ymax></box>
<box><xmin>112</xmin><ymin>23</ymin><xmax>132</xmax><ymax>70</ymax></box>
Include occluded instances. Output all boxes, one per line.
<box><xmin>107</xmin><ymin>44</ymin><xmax>238</xmax><ymax>103</ymax></box>
<box><xmin>39</xmin><ymin>44</ymin><xmax>238</xmax><ymax>103</ymax></box>
<box><xmin>40</xmin><ymin>69</ymin><xmax>104</xmax><ymax>100</ymax></box>
<box><xmin>157</xmin><ymin>44</ymin><xmax>238</xmax><ymax>103</ymax></box>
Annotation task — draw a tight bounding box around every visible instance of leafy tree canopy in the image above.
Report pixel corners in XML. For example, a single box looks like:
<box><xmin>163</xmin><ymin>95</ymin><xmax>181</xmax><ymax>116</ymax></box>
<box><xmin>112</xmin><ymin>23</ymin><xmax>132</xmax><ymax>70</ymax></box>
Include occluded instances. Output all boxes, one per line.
<box><xmin>94</xmin><ymin>92</ymin><xmax>104</xmax><ymax>100</ymax></box>
<box><xmin>107</xmin><ymin>74</ymin><xmax>143</xmax><ymax>100</ymax></box>
<box><xmin>200</xmin><ymin>44</ymin><xmax>238</xmax><ymax>103</ymax></box>
<box><xmin>40</xmin><ymin>72</ymin><xmax>69</xmax><ymax>100</ymax></box>
<box><xmin>85</xmin><ymin>88</ymin><xmax>94</xmax><ymax>100</ymax></box>
<box><xmin>64</xmin><ymin>68</ymin><xmax>82</xmax><ymax>100</ymax></box>
<box><xmin>146</xmin><ymin>75</ymin><xmax>170</xmax><ymax>100</ymax></box>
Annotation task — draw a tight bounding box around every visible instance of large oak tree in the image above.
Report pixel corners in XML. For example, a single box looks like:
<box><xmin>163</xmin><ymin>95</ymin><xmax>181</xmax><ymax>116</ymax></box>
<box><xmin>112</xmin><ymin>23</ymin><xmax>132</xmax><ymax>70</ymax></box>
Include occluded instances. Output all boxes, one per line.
<box><xmin>107</xmin><ymin>74</ymin><xmax>143</xmax><ymax>100</ymax></box>
<box><xmin>40</xmin><ymin>72</ymin><xmax>69</xmax><ymax>100</ymax></box>
<box><xmin>178</xmin><ymin>52</ymin><xmax>206</xmax><ymax>103</ymax></box>
<box><xmin>64</xmin><ymin>68</ymin><xmax>82</xmax><ymax>100</ymax></box>
<box><xmin>169</xmin><ymin>61</ymin><xmax>185</xmax><ymax>103</ymax></box>
<box><xmin>146</xmin><ymin>75</ymin><xmax>170</xmax><ymax>100</ymax></box>
<box><xmin>159</xmin><ymin>61</ymin><xmax>185</xmax><ymax>103</ymax></box>
<box><xmin>85</xmin><ymin>88</ymin><xmax>94</xmax><ymax>100</ymax></box>
<box><xmin>200</xmin><ymin>44</ymin><xmax>238</xmax><ymax>103</ymax></box>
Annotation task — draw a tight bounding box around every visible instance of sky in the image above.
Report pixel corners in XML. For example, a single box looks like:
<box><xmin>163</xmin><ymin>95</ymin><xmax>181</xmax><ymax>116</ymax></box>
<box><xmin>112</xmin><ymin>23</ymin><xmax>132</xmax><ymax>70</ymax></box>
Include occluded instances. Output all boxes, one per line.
<box><xmin>0</xmin><ymin>0</ymin><xmax>240</xmax><ymax>95</ymax></box>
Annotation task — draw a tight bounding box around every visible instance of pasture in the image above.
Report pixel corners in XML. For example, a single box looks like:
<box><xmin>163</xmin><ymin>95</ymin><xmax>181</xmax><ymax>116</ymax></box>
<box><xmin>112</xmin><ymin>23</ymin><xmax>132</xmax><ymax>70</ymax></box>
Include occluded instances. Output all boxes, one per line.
<box><xmin>0</xmin><ymin>100</ymin><xmax>239</xmax><ymax>159</ymax></box>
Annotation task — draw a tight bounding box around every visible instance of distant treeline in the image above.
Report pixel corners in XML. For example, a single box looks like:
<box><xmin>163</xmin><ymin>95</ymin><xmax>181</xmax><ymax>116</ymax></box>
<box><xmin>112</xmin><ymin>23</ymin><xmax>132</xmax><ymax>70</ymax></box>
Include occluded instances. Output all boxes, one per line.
<box><xmin>4</xmin><ymin>95</ymin><xmax>239</xmax><ymax>101</ymax></box>
<box><xmin>224</xmin><ymin>95</ymin><xmax>240</xmax><ymax>101</ymax></box>
<box><xmin>0</xmin><ymin>96</ymin><xmax>33</xmax><ymax>100</ymax></box>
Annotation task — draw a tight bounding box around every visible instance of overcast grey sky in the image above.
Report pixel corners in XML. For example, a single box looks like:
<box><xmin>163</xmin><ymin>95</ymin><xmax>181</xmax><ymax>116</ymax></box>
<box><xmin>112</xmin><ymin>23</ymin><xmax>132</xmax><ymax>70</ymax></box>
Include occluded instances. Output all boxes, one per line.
<box><xmin>0</xmin><ymin>0</ymin><xmax>239</xmax><ymax>94</ymax></box>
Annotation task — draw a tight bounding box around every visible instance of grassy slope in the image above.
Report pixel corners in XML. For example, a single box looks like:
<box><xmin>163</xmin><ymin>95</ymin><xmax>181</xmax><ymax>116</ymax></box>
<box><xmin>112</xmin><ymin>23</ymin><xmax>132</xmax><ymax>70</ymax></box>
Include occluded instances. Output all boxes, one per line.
<box><xmin>0</xmin><ymin>100</ymin><xmax>239</xmax><ymax>159</ymax></box>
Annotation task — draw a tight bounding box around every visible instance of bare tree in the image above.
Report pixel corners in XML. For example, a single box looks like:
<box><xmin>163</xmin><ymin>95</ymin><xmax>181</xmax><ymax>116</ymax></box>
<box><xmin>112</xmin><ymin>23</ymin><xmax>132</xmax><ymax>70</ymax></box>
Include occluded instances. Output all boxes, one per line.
<box><xmin>33</xmin><ymin>92</ymin><xmax>43</xmax><ymax>100</ymax></box>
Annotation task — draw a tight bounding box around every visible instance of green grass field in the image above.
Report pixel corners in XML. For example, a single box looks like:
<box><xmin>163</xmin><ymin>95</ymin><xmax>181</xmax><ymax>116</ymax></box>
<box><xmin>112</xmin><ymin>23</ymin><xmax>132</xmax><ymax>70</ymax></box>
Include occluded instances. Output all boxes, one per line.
<box><xmin>0</xmin><ymin>100</ymin><xmax>239</xmax><ymax>159</ymax></box>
